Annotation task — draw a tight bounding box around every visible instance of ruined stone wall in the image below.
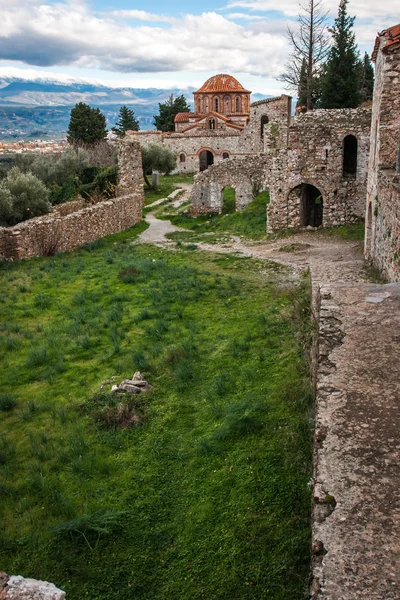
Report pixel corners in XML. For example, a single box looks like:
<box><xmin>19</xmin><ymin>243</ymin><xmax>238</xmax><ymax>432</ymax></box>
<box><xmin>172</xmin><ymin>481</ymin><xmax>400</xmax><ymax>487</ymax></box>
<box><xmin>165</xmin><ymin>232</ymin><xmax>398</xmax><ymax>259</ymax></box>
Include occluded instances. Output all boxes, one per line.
<box><xmin>365</xmin><ymin>31</ymin><xmax>400</xmax><ymax>281</ymax></box>
<box><xmin>190</xmin><ymin>107</ymin><xmax>371</xmax><ymax>233</ymax></box>
<box><xmin>0</xmin><ymin>139</ymin><xmax>144</xmax><ymax>261</ymax></box>
<box><xmin>0</xmin><ymin>572</ymin><xmax>65</xmax><ymax>599</ymax></box>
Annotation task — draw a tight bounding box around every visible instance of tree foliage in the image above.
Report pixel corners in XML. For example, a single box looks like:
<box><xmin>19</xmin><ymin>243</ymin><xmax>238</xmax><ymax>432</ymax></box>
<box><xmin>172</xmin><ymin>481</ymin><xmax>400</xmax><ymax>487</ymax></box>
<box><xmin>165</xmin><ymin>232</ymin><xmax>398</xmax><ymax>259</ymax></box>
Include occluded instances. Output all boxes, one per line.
<box><xmin>154</xmin><ymin>94</ymin><xmax>191</xmax><ymax>132</ymax></box>
<box><xmin>112</xmin><ymin>106</ymin><xmax>139</xmax><ymax>137</ymax></box>
<box><xmin>141</xmin><ymin>144</ymin><xmax>177</xmax><ymax>188</ymax></box>
<box><xmin>67</xmin><ymin>103</ymin><xmax>108</xmax><ymax>145</ymax></box>
<box><xmin>278</xmin><ymin>0</ymin><xmax>329</xmax><ymax>111</ymax></box>
<box><xmin>0</xmin><ymin>168</ymin><xmax>50</xmax><ymax>226</ymax></box>
<box><xmin>358</xmin><ymin>52</ymin><xmax>374</xmax><ymax>104</ymax></box>
<box><xmin>319</xmin><ymin>0</ymin><xmax>361</xmax><ymax>108</ymax></box>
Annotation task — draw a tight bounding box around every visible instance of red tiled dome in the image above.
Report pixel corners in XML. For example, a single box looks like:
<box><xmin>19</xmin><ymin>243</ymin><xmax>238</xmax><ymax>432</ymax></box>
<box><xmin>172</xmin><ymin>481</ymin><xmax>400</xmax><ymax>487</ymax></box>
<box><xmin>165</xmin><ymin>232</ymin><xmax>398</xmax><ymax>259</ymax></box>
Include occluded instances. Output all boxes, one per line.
<box><xmin>195</xmin><ymin>74</ymin><xmax>251</xmax><ymax>94</ymax></box>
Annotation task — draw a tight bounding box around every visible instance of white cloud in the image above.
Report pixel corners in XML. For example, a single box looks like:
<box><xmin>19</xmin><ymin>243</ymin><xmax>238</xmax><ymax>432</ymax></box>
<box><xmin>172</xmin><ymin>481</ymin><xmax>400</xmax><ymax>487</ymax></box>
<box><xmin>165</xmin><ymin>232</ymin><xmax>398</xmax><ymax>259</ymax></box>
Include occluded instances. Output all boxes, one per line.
<box><xmin>0</xmin><ymin>0</ymin><xmax>397</xmax><ymax>85</ymax></box>
<box><xmin>108</xmin><ymin>10</ymin><xmax>175</xmax><ymax>24</ymax></box>
<box><xmin>225</xmin><ymin>0</ymin><xmax>399</xmax><ymax>21</ymax></box>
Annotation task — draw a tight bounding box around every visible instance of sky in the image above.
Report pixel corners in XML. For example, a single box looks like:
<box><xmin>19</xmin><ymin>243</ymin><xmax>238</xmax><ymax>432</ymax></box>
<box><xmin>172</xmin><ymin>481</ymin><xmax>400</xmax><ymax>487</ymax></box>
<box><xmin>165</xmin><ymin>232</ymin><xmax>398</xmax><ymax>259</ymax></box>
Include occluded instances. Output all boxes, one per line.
<box><xmin>0</xmin><ymin>0</ymin><xmax>398</xmax><ymax>94</ymax></box>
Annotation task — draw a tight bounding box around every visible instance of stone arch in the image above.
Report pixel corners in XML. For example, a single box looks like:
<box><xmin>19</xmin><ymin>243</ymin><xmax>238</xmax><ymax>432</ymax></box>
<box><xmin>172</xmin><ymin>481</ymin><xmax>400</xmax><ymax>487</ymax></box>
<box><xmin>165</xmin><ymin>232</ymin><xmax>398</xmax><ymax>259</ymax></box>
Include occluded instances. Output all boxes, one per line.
<box><xmin>222</xmin><ymin>151</ymin><xmax>230</xmax><ymax>159</ymax></box>
<box><xmin>260</xmin><ymin>115</ymin><xmax>269</xmax><ymax>138</ymax></box>
<box><xmin>287</xmin><ymin>182</ymin><xmax>324</xmax><ymax>228</ymax></box>
<box><xmin>198</xmin><ymin>148</ymin><xmax>214</xmax><ymax>172</ymax></box>
<box><xmin>179</xmin><ymin>153</ymin><xmax>186</xmax><ymax>163</ymax></box>
<box><xmin>343</xmin><ymin>134</ymin><xmax>358</xmax><ymax>178</ymax></box>
<box><xmin>221</xmin><ymin>186</ymin><xmax>236</xmax><ymax>213</ymax></box>
<box><xmin>208</xmin><ymin>118</ymin><xmax>216</xmax><ymax>130</ymax></box>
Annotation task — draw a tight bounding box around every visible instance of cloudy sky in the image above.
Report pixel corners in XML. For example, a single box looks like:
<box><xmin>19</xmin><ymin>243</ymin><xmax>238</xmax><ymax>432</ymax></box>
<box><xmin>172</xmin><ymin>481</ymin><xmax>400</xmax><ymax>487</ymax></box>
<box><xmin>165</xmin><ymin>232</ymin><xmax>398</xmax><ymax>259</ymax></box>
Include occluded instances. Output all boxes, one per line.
<box><xmin>0</xmin><ymin>0</ymin><xmax>398</xmax><ymax>93</ymax></box>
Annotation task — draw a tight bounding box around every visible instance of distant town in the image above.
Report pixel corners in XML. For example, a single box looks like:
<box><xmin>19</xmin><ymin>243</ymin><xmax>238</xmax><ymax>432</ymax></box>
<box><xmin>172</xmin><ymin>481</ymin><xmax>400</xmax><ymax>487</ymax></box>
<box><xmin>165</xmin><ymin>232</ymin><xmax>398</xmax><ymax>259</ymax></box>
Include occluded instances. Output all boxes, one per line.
<box><xmin>0</xmin><ymin>138</ymin><xmax>67</xmax><ymax>154</ymax></box>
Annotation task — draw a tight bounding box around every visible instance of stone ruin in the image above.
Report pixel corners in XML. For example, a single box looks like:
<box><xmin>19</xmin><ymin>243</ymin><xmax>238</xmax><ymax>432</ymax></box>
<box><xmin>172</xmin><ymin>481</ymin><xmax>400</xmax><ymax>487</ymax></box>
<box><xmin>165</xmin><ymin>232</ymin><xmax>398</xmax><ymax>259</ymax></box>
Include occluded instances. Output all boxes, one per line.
<box><xmin>0</xmin><ymin>138</ymin><xmax>144</xmax><ymax>261</ymax></box>
<box><xmin>365</xmin><ymin>23</ymin><xmax>400</xmax><ymax>281</ymax></box>
<box><xmin>189</xmin><ymin>102</ymin><xmax>371</xmax><ymax>233</ymax></box>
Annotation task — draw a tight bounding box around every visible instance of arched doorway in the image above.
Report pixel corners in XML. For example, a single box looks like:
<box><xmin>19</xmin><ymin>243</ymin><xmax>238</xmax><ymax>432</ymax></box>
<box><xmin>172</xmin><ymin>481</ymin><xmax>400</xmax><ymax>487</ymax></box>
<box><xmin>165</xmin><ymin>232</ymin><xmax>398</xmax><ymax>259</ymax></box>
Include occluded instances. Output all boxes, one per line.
<box><xmin>199</xmin><ymin>150</ymin><xmax>214</xmax><ymax>172</ymax></box>
<box><xmin>343</xmin><ymin>135</ymin><xmax>358</xmax><ymax>178</ymax></box>
<box><xmin>222</xmin><ymin>186</ymin><xmax>236</xmax><ymax>213</ymax></box>
<box><xmin>299</xmin><ymin>184</ymin><xmax>323</xmax><ymax>227</ymax></box>
<box><xmin>260</xmin><ymin>115</ymin><xmax>269</xmax><ymax>138</ymax></box>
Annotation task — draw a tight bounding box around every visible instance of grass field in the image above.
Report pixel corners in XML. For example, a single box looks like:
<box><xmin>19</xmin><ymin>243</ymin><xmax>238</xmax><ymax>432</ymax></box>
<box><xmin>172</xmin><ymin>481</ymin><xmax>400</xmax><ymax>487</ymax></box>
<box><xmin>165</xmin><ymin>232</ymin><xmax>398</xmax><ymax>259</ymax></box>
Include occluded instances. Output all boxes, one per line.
<box><xmin>0</xmin><ymin>222</ymin><xmax>313</xmax><ymax>600</ymax></box>
<box><xmin>160</xmin><ymin>191</ymin><xmax>269</xmax><ymax>241</ymax></box>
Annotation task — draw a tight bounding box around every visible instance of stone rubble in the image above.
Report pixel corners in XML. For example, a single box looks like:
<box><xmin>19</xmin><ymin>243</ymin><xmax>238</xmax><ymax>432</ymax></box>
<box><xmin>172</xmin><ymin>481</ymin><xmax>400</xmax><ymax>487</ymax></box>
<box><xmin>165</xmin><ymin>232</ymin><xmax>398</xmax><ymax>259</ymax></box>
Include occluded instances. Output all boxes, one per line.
<box><xmin>111</xmin><ymin>372</ymin><xmax>152</xmax><ymax>395</ymax></box>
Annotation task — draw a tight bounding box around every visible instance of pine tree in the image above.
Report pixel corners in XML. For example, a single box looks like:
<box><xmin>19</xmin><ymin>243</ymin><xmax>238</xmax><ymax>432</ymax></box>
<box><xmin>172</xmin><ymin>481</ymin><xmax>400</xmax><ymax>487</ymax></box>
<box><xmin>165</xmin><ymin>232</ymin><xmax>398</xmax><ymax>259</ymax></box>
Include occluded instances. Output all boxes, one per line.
<box><xmin>112</xmin><ymin>106</ymin><xmax>139</xmax><ymax>136</ymax></box>
<box><xmin>359</xmin><ymin>52</ymin><xmax>374</xmax><ymax>103</ymax></box>
<box><xmin>67</xmin><ymin>103</ymin><xmax>107</xmax><ymax>145</ymax></box>
<box><xmin>154</xmin><ymin>94</ymin><xmax>191</xmax><ymax>132</ymax></box>
<box><xmin>319</xmin><ymin>0</ymin><xmax>361</xmax><ymax>108</ymax></box>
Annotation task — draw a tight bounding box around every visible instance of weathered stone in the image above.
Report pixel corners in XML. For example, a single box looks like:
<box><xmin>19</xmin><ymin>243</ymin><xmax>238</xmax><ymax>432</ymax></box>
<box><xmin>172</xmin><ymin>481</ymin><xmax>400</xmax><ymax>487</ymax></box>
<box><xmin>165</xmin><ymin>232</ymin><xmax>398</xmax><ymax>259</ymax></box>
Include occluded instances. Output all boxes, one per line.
<box><xmin>0</xmin><ymin>139</ymin><xmax>144</xmax><ymax>261</ymax></box>
<box><xmin>0</xmin><ymin>575</ymin><xmax>65</xmax><ymax>600</ymax></box>
<box><xmin>111</xmin><ymin>372</ymin><xmax>152</xmax><ymax>394</ymax></box>
<box><xmin>365</xmin><ymin>25</ymin><xmax>400</xmax><ymax>282</ymax></box>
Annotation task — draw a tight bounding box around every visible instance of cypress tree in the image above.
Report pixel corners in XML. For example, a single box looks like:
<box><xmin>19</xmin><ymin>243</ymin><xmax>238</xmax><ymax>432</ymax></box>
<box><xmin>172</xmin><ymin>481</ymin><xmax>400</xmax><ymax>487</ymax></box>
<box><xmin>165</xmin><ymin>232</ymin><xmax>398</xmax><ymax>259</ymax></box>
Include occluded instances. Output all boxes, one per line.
<box><xmin>154</xmin><ymin>94</ymin><xmax>191</xmax><ymax>132</ymax></box>
<box><xmin>297</xmin><ymin>59</ymin><xmax>308</xmax><ymax>108</ymax></box>
<box><xmin>359</xmin><ymin>52</ymin><xmax>374</xmax><ymax>103</ymax></box>
<box><xmin>112</xmin><ymin>106</ymin><xmax>139</xmax><ymax>136</ymax></box>
<box><xmin>67</xmin><ymin>103</ymin><xmax>107</xmax><ymax>145</ymax></box>
<box><xmin>320</xmin><ymin>0</ymin><xmax>360</xmax><ymax>108</ymax></box>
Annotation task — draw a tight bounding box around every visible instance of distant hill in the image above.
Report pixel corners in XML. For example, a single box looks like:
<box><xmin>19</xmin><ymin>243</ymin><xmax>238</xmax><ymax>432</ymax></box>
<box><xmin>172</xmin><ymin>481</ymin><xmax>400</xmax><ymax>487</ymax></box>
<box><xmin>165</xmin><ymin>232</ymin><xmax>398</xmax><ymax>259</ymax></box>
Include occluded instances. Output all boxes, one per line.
<box><xmin>0</xmin><ymin>75</ymin><xmax>272</xmax><ymax>140</ymax></box>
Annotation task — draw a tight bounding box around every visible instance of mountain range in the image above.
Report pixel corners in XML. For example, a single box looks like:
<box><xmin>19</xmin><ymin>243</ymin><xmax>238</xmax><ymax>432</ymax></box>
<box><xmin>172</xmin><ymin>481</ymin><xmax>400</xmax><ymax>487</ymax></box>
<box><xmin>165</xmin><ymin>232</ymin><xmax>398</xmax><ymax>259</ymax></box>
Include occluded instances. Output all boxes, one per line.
<box><xmin>0</xmin><ymin>76</ymin><xmax>271</xmax><ymax>140</ymax></box>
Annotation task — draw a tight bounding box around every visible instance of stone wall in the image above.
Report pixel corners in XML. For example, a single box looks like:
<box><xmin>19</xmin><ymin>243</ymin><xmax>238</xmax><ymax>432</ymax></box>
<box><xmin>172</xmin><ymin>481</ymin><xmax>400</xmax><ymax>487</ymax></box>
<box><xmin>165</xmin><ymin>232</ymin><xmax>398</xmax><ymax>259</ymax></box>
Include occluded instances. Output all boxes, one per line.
<box><xmin>190</xmin><ymin>106</ymin><xmax>371</xmax><ymax>233</ymax></box>
<box><xmin>0</xmin><ymin>139</ymin><xmax>144</xmax><ymax>261</ymax></box>
<box><xmin>365</xmin><ymin>26</ymin><xmax>400</xmax><ymax>281</ymax></box>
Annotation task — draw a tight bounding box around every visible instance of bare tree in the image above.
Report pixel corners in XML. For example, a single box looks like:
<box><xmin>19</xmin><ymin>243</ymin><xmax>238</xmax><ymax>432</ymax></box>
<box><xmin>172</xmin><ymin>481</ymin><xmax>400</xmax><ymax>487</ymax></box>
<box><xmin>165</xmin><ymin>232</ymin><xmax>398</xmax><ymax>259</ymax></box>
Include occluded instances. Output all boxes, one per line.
<box><xmin>278</xmin><ymin>0</ymin><xmax>330</xmax><ymax>111</ymax></box>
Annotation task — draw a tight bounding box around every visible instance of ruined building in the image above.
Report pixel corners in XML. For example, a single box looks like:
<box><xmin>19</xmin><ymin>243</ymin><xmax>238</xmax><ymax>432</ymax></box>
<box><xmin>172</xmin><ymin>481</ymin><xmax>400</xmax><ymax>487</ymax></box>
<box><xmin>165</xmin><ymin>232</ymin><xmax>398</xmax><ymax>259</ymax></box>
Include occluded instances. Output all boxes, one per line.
<box><xmin>365</xmin><ymin>24</ymin><xmax>400</xmax><ymax>281</ymax></box>
<box><xmin>190</xmin><ymin>99</ymin><xmax>371</xmax><ymax>232</ymax></box>
<box><xmin>125</xmin><ymin>74</ymin><xmax>291</xmax><ymax>173</ymax></box>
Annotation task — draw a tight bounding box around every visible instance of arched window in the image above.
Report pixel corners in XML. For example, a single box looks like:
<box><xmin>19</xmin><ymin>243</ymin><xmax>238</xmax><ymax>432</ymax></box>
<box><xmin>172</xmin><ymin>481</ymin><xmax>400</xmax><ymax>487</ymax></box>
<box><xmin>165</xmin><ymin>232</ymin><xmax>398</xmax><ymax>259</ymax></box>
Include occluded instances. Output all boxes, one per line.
<box><xmin>343</xmin><ymin>135</ymin><xmax>358</xmax><ymax>178</ymax></box>
<box><xmin>180</xmin><ymin>153</ymin><xmax>186</xmax><ymax>163</ymax></box>
<box><xmin>260</xmin><ymin>115</ymin><xmax>269</xmax><ymax>138</ymax></box>
<box><xmin>197</xmin><ymin>100</ymin><xmax>201</xmax><ymax>113</ymax></box>
<box><xmin>224</xmin><ymin>96</ymin><xmax>230</xmax><ymax>112</ymax></box>
<box><xmin>214</xmin><ymin>98</ymin><xmax>219</xmax><ymax>112</ymax></box>
<box><xmin>208</xmin><ymin>118</ymin><xmax>216</xmax><ymax>130</ymax></box>
<box><xmin>222</xmin><ymin>152</ymin><xmax>229</xmax><ymax>159</ymax></box>
<box><xmin>236</xmin><ymin>97</ymin><xmax>240</xmax><ymax>112</ymax></box>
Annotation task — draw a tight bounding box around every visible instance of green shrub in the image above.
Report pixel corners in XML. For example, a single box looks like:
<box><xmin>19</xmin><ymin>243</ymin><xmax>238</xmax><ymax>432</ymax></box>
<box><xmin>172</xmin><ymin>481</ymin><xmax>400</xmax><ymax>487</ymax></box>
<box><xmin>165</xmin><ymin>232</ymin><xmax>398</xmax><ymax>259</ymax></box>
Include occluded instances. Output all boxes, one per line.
<box><xmin>0</xmin><ymin>168</ymin><xmax>50</xmax><ymax>226</ymax></box>
<box><xmin>0</xmin><ymin>393</ymin><xmax>17</xmax><ymax>412</ymax></box>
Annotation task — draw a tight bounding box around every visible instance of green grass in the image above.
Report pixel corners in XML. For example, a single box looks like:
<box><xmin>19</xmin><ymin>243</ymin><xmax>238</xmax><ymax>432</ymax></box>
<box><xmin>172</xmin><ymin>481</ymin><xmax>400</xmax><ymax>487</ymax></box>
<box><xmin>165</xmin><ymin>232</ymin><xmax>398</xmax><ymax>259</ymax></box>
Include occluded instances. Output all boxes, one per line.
<box><xmin>324</xmin><ymin>221</ymin><xmax>365</xmax><ymax>241</ymax></box>
<box><xmin>0</xmin><ymin>222</ymin><xmax>313</xmax><ymax>600</ymax></box>
<box><xmin>160</xmin><ymin>191</ymin><xmax>269</xmax><ymax>241</ymax></box>
<box><xmin>144</xmin><ymin>173</ymin><xmax>194</xmax><ymax>206</ymax></box>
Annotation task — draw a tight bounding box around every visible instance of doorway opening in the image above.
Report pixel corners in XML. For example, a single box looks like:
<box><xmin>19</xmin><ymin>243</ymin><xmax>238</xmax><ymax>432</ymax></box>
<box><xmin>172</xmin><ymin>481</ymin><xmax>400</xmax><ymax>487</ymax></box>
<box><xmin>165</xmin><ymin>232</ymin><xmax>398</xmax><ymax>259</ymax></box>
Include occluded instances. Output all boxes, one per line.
<box><xmin>343</xmin><ymin>135</ymin><xmax>358</xmax><ymax>178</ymax></box>
<box><xmin>222</xmin><ymin>186</ymin><xmax>236</xmax><ymax>213</ymax></box>
<box><xmin>199</xmin><ymin>150</ymin><xmax>214</xmax><ymax>172</ymax></box>
<box><xmin>299</xmin><ymin>184</ymin><xmax>323</xmax><ymax>227</ymax></box>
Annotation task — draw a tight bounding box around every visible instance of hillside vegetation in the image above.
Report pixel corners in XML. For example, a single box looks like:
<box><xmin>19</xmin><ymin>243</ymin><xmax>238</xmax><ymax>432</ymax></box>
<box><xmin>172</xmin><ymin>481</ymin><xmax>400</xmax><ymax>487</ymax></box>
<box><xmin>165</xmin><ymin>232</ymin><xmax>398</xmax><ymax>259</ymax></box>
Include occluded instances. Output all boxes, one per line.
<box><xmin>0</xmin><ymin>223</ymin><xmax>312</xmax><ymax>600</ymax></box>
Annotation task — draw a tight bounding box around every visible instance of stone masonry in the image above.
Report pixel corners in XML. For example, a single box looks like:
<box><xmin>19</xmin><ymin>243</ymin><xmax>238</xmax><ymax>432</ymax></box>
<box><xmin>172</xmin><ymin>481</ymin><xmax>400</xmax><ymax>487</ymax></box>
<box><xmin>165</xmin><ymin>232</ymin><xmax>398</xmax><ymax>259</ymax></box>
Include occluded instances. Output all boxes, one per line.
<box><xmin>0</xmin><ymin>572</ymin><xmax>65</xmax><ymax>599</ymax></box>
<box><xmin>0</xmin><ymin>138</ymin><xmax>144</xmax><ymax>260</ymax></box>
<box><xmin>190</xmin><ymin>102</ymin><xmax>371</xmax><ymax>232</ymax></box>
<box><xmin>365</xmin><ymin>24</ymin><xmax>400</xmax><ymax>282</ymax></box>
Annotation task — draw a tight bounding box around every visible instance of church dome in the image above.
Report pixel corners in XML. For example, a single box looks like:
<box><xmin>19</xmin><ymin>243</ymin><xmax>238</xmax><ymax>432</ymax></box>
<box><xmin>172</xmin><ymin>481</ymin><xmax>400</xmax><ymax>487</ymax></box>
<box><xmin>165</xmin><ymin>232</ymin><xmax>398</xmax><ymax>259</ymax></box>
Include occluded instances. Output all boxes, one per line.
<box><xmin>195</xmin><ymin>74</ymin><xmax>251</xmax><ymax>94</ymax></box>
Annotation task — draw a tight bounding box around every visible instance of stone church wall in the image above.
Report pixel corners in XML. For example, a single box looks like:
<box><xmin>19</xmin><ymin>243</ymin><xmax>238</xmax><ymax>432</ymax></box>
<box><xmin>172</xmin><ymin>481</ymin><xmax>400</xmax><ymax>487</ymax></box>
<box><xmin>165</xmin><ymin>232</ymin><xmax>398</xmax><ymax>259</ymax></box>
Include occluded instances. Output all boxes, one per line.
<box><xmin>365</xmin><ymin>29</ymin><xmax>400</xmax><ymax>282</ymax></box>
<box><xmin>126</xmin><ymin>96</ymin><xmax>292</xmax><ymax>173</ymax></box>
<box><xmin>0</xmin><ymin>139</ymin><xmax>144</xmax><ymax>261</ymax></box>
